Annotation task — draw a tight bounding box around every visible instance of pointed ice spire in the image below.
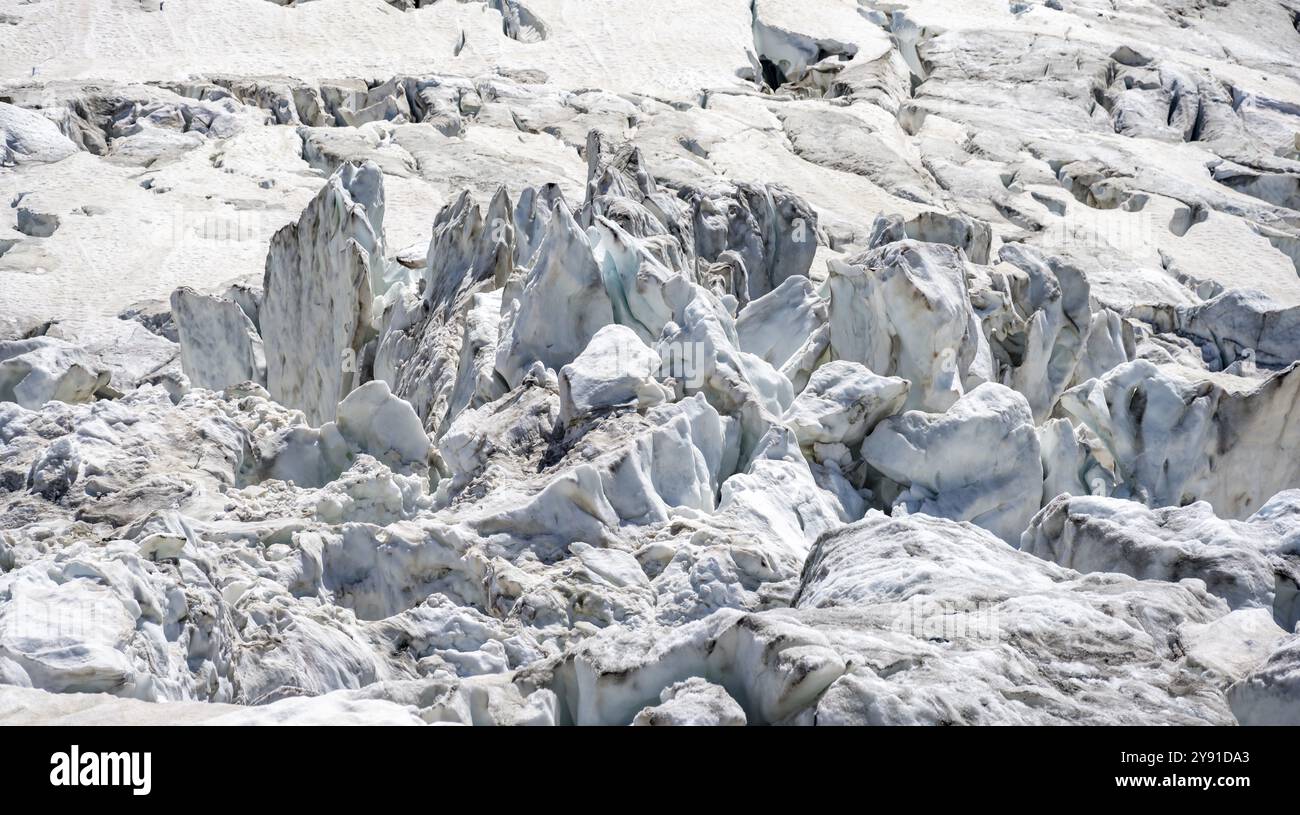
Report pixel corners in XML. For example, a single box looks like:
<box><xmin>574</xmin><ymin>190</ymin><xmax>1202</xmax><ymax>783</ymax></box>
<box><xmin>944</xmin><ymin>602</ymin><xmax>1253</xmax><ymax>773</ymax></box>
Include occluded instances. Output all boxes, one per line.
<box><xmin>261</xmin><ymin>162</ymin><xmax>383</xmax><ymax>424</ymax></box>
<box><xmin>496</xmin><ymin>201</ymin><xmax>615</xmax><ymax>388</ymax></box>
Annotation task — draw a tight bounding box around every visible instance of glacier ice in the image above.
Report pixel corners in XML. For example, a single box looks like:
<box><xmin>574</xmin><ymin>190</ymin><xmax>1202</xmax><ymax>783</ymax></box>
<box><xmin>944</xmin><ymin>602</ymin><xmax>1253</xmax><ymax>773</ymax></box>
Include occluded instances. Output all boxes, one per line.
<box><xmin>1023</xmin><ymin>493</ymin><xmax>1300</xmax><ymax>628</ymax></box>
<box><xmin>171</xmin><ymin>287</ymin><xmax>266</xmax><ymax>392</ymax></box>
<box><xmin>4</xmin><ymin>0</ymin><xmax>1300</xmax><ymax>727</ymax></box>
<box><xmin>261</xmin><ymin>162</ymin><xmax>383</xmax><ymax>425</ymax></box>
<box><xmin>862</xmin><ymin>383</ymin><xmax>1043</xmax><ymax>544</ymax></box>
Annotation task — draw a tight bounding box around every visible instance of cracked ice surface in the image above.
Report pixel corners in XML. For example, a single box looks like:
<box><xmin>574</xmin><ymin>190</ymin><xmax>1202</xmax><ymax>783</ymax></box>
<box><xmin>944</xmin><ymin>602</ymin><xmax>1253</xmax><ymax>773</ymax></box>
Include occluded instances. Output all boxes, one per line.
<box><xmin>3</xmin><ymin>0</ymin><xmax>1300</xmax><ymax>725</ymax></box>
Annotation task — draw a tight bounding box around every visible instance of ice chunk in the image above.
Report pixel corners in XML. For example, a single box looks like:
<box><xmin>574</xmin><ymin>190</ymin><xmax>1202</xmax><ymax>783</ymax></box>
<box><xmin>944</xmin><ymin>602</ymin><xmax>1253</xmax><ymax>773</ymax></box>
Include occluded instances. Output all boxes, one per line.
<box><xmin>170</xmin><ymin>287</ymin><xmax>266</xmax><ymax>391</ymax></box>
<box><xmin>631</xmin><ymin>677</ymin><xmax>746</xmax><ymax>726</ymax></box>
<box><xmin>828</xmin><ymin>240</ymin><xmax>981</xmax><ymax>411</ymax></box>
<box><xmin>862</xmin><ymin>383</ymin><xmax>1042</xmax><ymax>544</ymax></box>
<box><xmin>261</xmin><ymin>163</ymin><xmax>382</xmax><ymax>424</ymax></box>
<box><xmin>783</xmin><ymin>360</ymin><xmax>908</xmax><ymax>455</ymax></box>
<box><xmin>558</xmin><ymin>324</ymin><xmax>671</xmax><ymax>422</ymax></box>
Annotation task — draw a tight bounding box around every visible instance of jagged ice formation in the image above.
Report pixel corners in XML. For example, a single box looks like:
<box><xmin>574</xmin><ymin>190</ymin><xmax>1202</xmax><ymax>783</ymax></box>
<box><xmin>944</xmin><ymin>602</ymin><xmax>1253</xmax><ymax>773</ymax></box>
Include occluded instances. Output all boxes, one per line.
<box><xmin>3</xmin><ymin>0</ymin><xmax>1300</xmax><ymax>725</ymax></box>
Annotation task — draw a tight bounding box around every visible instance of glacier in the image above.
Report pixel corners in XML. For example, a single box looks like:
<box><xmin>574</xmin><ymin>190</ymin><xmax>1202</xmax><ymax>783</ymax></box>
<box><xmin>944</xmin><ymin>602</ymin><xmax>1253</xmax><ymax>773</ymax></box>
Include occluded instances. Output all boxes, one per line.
<box><xmin>1</xmin><ymin>0</ymin><xmax>1300</xmax><ymax>726</ymax></box>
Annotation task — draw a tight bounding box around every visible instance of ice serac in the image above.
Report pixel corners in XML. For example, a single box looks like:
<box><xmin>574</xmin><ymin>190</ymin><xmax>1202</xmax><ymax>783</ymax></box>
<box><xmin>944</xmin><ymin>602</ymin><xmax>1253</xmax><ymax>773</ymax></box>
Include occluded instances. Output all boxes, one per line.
<box><xmin>686</xmin><ymin>179</ymin><xmax>818</xmax><ymax>303</ymax></box>
<box><xmin>424</xmin><ymin>186</ymin><xmax>514</xmax><ymax>309</ymax></box>
<box><xmin>656</xmin><ymin>286</ymin><xmax>794</xmax><ymax>459</ymax></box>
<box><xmin>1023</xmin><ymin>494</ymin><xmax>1300</xmax><ymax>625</ymax></box>
<box><xmin>589</xmin><ymin>215</ymin><xmax>692</xmax><ymax>347</ymax></box>
<box><xmin>581</xmin><ymin>130</ymin><xmax>693</xmax><ymax>263</ymax></box>
<box><xmin>9</xmin><ymin>0</ymin><xmax>1300</xmax><ymax>727</ymax></box>
<box><xmin>0</xmin><ymin>102</ymin><xmax>78</xmax><ymax>165</ymax></box>
<box><xmin>446</xmin><ymin>290</ymin><xmax>506</xmax><ymax>430</ymax></box>
<box><xmin>736</xmin><ymin>275</ymin><xmax>827</xmax><ymax>371</ymax></box>
<box><xmin>862</xmin><ymin>383</ymin><xmax>1042</xmax><ymax>544</ymax></box>
<box><xmin>170</xmin><ymin>287</ymin><xmax>266</xmax><ymax>391</ymax></box>
<box><xmin>1036</xmin><ymin>418</ymin><xmax>1114</xmax><ymax>505</ymax></box>
<box><xmin>1176</xmin><ymin>289</ymin><xmax>1300</xmax><ymax>371</ymax></box>
<box><xmin>513</xmin><ymin>183</ymin><xmax>567</xmax><ymax>268</ymax></box>
<box><xmin>378</xmin><ymin>186</ymin><xmax>514</xmax><ymax>436</ymax></box>
<box><xmin>994</xmin><ymin>245</ymin><xmax>1092</xmax><ymax>423</ymax></box>
<box><xmin>496</xmin><ymin>202</ymin><xmax>614</xmax><ymax>388</ymax></box>
<box><xmin>0</xmin><ymin>338</ymin><xmax>111</xmax><ymax>409</ymax></box>
<box><xmin>1060</xmin><ymin>360</ymin><xmax>1300</xmax><ymax>519</ymax></box>
<box><xmin>256</xmin><ymin>381</ymin><xmax>432</xmax><ymax>489</ymax></box>
<box><xmin>867</xmin><ymin>212</ymin><xmax>992</xmax><ymax>265</ymax></box>
<box><xmin>828</xmin><ymin>240</ymin><xmax>981</xmax><ymax>412</ymax></box>
<box><xmin>261</xmin><ymin>162</ymin><xmax>383</xmax><ymax>425</ymax></box>
<box><xmin>333</xmin><ymin>380</ymin><xmax>431</xmax><ymax>474</ymax></box>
